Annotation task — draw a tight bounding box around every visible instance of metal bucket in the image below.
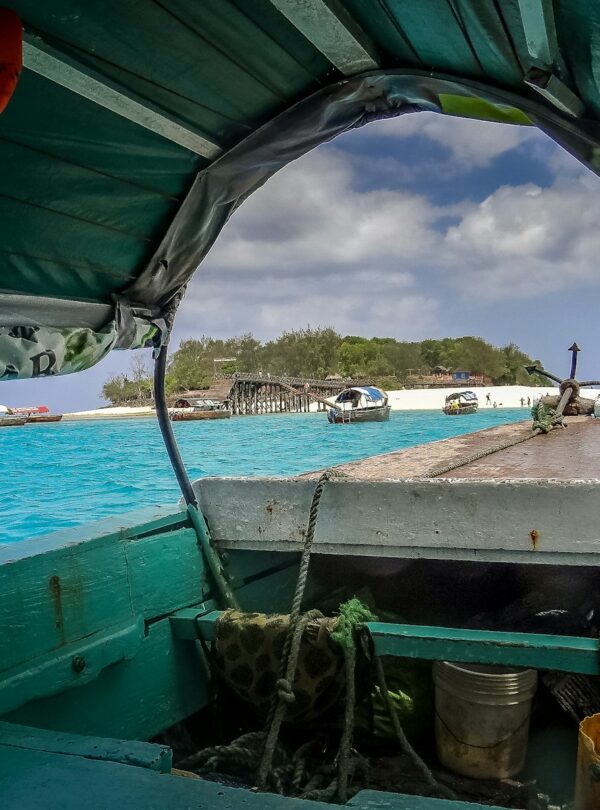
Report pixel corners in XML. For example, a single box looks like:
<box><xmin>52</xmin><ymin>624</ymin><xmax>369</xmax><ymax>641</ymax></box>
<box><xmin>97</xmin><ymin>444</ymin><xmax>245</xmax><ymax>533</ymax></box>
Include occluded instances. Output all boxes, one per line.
<box><xmin>433</xmin><ymin>660</ymin><xmax>538</xmax><ymax>779</ymax></box>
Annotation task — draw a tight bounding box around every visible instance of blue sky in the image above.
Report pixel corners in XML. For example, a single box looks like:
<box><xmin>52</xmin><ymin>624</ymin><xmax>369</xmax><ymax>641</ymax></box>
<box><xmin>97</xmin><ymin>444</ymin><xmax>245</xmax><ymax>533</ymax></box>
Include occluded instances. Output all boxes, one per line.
<box><xmin>3</xmin><ymin>111</ymin><xmax>600</xmax><ymax>412</ymax></box>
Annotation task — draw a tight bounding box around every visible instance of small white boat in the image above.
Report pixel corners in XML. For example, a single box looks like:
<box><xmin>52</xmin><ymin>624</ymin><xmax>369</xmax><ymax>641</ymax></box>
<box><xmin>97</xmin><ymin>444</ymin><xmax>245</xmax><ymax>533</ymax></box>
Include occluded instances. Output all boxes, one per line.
<box><xmin>327</xmin><ymin>386</ymin><xmax>391</xmax><ymax>423</ymax></box>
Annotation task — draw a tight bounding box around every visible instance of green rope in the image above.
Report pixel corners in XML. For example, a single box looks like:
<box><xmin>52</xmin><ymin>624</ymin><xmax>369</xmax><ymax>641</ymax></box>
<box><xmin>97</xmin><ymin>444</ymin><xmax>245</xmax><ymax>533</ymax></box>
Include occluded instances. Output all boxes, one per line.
<box><xmin>531</xmin><ymin>401</ymin><xmax>554</xmax><ymax>434</ymax></box>
<box><xmin>374</xmin><ymin>658</ymin><xmax>455</xmax><ymax>801</ymax></box>
<box><xmin>330</xmin><ymin>598</ymin><xmax>376</xmax><ymax>803</ymax></box>
<box><xmin>330</xmin><ymin>597</ymin><xmax>376</xmax><ymax>649</ymax></box>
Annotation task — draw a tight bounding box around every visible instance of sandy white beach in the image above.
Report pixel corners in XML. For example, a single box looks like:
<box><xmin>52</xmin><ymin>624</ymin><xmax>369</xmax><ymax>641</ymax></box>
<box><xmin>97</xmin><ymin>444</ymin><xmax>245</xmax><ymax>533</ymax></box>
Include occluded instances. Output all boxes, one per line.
<box><xmin>61</xmin><ymin>384</ymin><xmax>598</xmax><ymax>420</ymax></box>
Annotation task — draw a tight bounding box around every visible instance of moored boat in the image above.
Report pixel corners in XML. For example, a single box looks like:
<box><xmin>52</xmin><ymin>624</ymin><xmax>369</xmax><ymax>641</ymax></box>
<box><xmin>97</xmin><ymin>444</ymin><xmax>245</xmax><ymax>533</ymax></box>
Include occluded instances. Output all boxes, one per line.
<box><xmin>442</xmin><ymin>390</ymin><xmax>479</xmax><ymax>415</ymax></box>
<box><xmin>0</xmin><ymin>415</ymin><xmax>26</xmax><ymax>427</ymax></box>
<box><xmin>327</xmin><ymin>386</ymin><xmax>391</xmax><ymax>423</ymax></box>
<box><xmin>25</xmin><ymin>414</ymin><xmax>63</xmax><ymax>424</ymax></box>
<box><xmin>169</xmin><ymin>408</ymin><xmax>231</xmax><ymax>421</ymax></box>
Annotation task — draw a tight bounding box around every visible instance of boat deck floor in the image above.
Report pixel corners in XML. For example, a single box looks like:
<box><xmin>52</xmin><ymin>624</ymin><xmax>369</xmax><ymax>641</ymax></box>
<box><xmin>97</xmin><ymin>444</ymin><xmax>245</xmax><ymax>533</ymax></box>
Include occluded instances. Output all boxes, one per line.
<box><xmin>305</xmin><ymin>416</ymin><xmax>600</xmax><ymax>480</ymax></box>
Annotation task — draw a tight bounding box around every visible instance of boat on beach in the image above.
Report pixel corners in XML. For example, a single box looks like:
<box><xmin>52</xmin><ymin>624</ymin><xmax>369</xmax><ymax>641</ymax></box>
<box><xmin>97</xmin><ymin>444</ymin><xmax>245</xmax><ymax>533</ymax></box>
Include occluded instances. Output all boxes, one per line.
<box><xmin>442</xmin><ymin>390</ymin><xmax>479</xmax><ymax>416</ymax></box>
<box><xmin>328</xmin><ymin>386</ymin><xmax>391</xmax><ymax>423</ymax></box>
<box><xmin>3</xmin><ymin>4</ymin><xmax>600</xmax><ymax>809</ymax></box>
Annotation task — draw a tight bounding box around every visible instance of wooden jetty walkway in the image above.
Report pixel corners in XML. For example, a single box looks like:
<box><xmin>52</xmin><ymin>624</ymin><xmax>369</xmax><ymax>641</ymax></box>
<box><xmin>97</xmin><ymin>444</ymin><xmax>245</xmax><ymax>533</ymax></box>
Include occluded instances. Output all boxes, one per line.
<box><xmin>203</xmin><ymin>373</ymin><xmax>371</xmax><ymax>416</ymax></box>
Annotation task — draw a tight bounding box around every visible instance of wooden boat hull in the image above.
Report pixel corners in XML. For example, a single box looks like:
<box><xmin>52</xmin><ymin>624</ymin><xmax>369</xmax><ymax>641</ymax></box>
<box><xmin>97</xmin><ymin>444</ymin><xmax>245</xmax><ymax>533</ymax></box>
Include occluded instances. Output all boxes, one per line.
<box><xmin>2</xmin><ymin>420</ymin><xmax>599</xmax><ymax>809</ymax></box>
<box><xmin>328</xmin><ymin>405</ymin><xmax>391</xmax><ymax>423</ymax></box>
<box><xmin>26</xmin><ymin>414</ymin><xmax>63</xmax><ymax>424</ymax></box>
<box><xmin>0</xmin><ymin>417</ymin><xmax>26</xmax><ymax>427</ymax></box>
<box><xmin>170</xmin><ymin>409</ymin><xmax>231</xmax><ymax>421</ymax></box>
<box><xmin>443</xmin><ymin>405</ymin><xmax>478</xmax><ymax>415</ymax></box>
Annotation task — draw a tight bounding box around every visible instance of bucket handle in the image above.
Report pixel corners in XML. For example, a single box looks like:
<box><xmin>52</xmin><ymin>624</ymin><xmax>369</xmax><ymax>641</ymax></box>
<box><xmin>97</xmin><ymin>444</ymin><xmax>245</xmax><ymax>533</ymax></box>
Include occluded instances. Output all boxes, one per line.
<box><xmin>436</xmin><ymin>710</ymin><xmax>530</xmax><ymax>750</ymax></box>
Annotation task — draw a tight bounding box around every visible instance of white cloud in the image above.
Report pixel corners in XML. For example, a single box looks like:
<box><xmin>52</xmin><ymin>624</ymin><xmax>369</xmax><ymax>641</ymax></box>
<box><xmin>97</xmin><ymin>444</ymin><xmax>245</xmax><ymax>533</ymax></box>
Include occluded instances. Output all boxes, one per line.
<box><xmin>178</xmin><ymin>148</ymin><xmax>444</xmax><ymax>339</ymax></box>
<box><xmin>443</xmin><ymin>176</ymin><xmax>600</xmax><ymax>299</ymax></box>
<box><xmin>350</xmin><ymin>111</ymin><xmax>538</xmax><ymax>167</ymax></box>
<box><xmin>177</xmin><ymin>120</ymin><xmax>600</xmax><ymax>342</ymax></box>
<box><xmin>209</xmin><ymin>148</ymin><xmax>442</xmax><ymax>272</ymax></box>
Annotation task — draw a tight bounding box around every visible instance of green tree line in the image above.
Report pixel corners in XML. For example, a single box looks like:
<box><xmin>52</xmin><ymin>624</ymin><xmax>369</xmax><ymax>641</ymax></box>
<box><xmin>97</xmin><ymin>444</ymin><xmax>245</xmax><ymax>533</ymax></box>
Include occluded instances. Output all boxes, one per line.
<box><xmin>102</xmin><ymin>327</ymin><xmax>547</xmax><ymax>404</ymax></box>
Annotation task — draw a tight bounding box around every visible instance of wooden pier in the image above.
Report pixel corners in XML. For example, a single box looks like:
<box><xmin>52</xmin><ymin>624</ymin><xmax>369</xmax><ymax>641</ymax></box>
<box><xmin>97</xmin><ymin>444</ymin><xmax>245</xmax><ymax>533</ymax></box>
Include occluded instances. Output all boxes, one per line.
<box><xmin>222</xmin><ymin>374</ymin><xmax>370</xmax><ymax>416</ymax></box>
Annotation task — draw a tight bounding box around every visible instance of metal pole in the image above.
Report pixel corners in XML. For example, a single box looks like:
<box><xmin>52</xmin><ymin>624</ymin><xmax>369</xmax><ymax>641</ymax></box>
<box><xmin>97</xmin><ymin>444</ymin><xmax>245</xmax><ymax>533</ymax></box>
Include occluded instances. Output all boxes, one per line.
<box><xmin>153</xmin><ymin>347</ymin><xmax>238</xmax><ymax>609</ymax></box>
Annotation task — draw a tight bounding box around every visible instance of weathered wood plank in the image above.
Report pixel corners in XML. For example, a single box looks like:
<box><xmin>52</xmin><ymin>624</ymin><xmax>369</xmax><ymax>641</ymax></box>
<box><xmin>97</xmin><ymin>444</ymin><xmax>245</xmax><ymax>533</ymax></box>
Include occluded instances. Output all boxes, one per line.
<box><xmin>194</xmin><ymin>477</ymin><xmax>600</xmax><ymax>566</ymax></box>
<box><xmin>0</xmin><ymin>721</ymin><xmax>171</xmax><ymax>772</ymax></box>
<box><xmin>4</xmin><ymin>615</ymin><xmax>209</xmax><ymax>741</ymax></box>
<box><xmin>0</xmin><ymin>746</ymin><xmax>502</xmax><ymax>809</ymax></box>
<box><xmin>0</xmin><ymin>526</ymin><xmax>205</xmax><ymax>674</ymax></box>
<box><xmin>0</xmin><ymin>505</ymin><xmax>186</xmax><ymax>562</ymax></box>
<box><xmin>0</xmin><ymin>617</ymin><xmax>144</xmax><ymax>716</ymax></box>
<box><xmin>367</xmin><ymin>622</ymin><xmax>600</xmax><ymax>675</ymax></box>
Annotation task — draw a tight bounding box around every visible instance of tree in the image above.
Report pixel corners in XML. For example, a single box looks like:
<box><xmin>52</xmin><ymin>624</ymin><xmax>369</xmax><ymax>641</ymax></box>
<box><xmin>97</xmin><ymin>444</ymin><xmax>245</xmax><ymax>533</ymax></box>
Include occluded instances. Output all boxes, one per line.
<box><xmin>130</xmin><ymin>353</ymin><xmax>153</xmax><ymax>401</ymax></box>
<box><xmin>102</xmin><ymin>328</ymin><xmax>547</xmax><ymax>403</ymax></box>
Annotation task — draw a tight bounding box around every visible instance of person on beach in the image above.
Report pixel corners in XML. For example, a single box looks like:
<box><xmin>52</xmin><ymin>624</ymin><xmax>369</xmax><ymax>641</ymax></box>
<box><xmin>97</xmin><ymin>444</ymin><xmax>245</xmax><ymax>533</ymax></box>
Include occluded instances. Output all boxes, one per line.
<box><xmin>527</xmin><ymin>397</ymin><xmax>531</xmax><ymax>407</ymax></box>
<box><xmin>520</xmin><ymin>397</ymin><xmax>525</xmax><ymax>407</ymax></box>
<box><xmin>485</xmin><ymin>393</ymin><xmax>491</xmax><ymax>405</ymax></box>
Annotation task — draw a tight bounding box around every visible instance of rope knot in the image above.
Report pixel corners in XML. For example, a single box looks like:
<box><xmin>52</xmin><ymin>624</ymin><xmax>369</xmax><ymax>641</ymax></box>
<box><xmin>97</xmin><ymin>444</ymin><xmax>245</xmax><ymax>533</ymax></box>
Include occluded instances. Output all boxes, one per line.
<box><xmin>276</xmin><ymin>678</ymin><xmax>295</xmax><ymax>704</ymax></box>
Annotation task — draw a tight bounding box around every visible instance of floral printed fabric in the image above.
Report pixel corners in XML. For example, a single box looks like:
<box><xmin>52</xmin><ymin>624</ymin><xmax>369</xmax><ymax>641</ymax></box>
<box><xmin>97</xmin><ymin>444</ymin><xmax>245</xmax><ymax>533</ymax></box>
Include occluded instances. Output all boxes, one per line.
<box><xmin>0</xmin><ymin>319</ymin><xmax>157</xmax><ymax>380</ymax></box>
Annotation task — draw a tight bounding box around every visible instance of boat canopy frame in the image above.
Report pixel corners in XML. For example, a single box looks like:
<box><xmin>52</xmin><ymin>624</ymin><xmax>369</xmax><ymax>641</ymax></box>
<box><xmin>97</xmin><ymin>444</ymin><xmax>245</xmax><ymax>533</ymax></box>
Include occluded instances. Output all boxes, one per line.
<box><xmin>3</xmin><ymin>2</ymin><xmax>600</xmax><ymax>379</ymax></box>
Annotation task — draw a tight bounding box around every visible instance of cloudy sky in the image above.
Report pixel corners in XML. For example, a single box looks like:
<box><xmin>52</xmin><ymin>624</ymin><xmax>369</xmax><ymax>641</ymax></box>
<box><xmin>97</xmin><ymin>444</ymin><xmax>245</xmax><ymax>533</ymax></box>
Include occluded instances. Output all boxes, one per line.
<box><xmin>4</xmin><ymin>111</ymin><xmax>600</xmax><ymax>411</ymax></box>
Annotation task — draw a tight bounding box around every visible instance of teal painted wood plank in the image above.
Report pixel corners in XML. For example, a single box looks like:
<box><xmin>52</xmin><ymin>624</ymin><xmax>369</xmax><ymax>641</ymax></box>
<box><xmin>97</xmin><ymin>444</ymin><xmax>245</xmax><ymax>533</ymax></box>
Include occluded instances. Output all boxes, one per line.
<box><xmin>0</xmin><ymin>617</ymin><xmax>144</xmax><ymax>716</ymax></box>
<box><xmin>0</xmin><ymin>721</ymin><xmax>171</xmax><ymax>773</ymax></box>
<box><xmin>367</xmin><ymin>622</ymin><xmax>600</xmax><ymax>675</ymax></box>
<box><xmin>222</xmin><ymin>549</ymin><xmax>299</xmax><ymax>586</ymax></box>
<box><xmin>0</xmin><ymin>532</ymin><xmax>133</xmax><ymax>673</ymax></box>
<box><xmin>349</xmin><ymin>789</ymin><xmax>506</xmax><ymax>809</ymax></box>
<box><xmin>169</xmin><ymin>603</ymin><xmax>217</xmax><ymax>641</ymax></box>
<box><xmin>234</xmin><ymin>561</ymin><xmax>306</xmax><ymax>614</ymax></box>
<box><xmin>4</xmin><ymin>615</ymin><xmax>210</xmax><ymax>741</ymax></box>
<box><xmin>0</xmin><ymin>747</ymin><xmax>502</xmax><ymax>809</ymax></box>
<box><xmin>0</xmin><ymin>505</ymin><xmax>185</xmax><ymax>563</ymax></box>
<box><xmin>0</xmin><ymin>525</ymin><xmax>204</xmax><ymax>674</ymax></box>
<box><xmin>126</xmin><ymin>528</ymin><xmax>207</xmax><ymax>617</ymax></box>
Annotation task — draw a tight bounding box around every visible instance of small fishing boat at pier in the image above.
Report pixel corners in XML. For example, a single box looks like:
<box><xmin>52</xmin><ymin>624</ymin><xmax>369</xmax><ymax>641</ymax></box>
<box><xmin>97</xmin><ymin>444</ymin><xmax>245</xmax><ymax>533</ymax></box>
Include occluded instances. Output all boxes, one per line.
<box><xmin>169</xmin><ymin>396</ymin><xmax>231</xmax><ymax>421</ymax></box>
<box><xmin>169</xmin><ymin>408</ymin><xmax>231</xmax><ymax>422</ymax></box>
<box><xmin>327</xmin><ymin>386</ymin><xmax>391</xmax><ymax>423</ymax></box>
<box><xmin>442</xmin><ymin>390</ymin><xmax>479</xmax><ymax>416</ymax></box>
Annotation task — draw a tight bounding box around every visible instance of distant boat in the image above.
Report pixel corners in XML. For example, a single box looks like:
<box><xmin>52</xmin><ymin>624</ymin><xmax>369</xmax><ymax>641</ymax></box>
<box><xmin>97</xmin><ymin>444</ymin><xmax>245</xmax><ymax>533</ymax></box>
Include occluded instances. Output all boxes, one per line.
<box><xmin>26</xmin><ymin>414</ymin><xmax>63</xmax><ymax>424</ymax></box>
<box><xmin>169</xmin><ymin>397</ymin><xmax>231</xmax><ymax>421</ymax></box>
<box><xmin>0</xmin><ymin>415</ymin><xmax>26</xmax><ymax>427</ymax></box>
<box><xmin>11</xmin><ymin>405</ymin><xmax>50</xmax><ymax>415</ymax></box>
<box><xmin>443</xmin><ymin>390</ymin><xmax>479</xmax><ymax>415</ymax></box>
<box><xmin>0</xmin><ymin>404</ymin><xmax>27</xmax><ymax>427</ymax></box>
<box><xmin>327</xmin><ymin>386</ymin><xmax>391</xmax><ymax>424</ymax></box>
<box><xmin>8</xmin><ymin>405</ymin><xmax>63</xmax><ymax>424</ymax></box>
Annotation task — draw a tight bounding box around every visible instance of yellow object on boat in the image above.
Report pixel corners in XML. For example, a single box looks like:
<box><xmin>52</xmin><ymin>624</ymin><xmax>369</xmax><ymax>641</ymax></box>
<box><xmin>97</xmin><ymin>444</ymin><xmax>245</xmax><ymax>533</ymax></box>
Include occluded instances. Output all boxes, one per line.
<box><xmin>575</xmin><ymin>713</ymin><xmax>600</xmax><ymax>809</ymax></box>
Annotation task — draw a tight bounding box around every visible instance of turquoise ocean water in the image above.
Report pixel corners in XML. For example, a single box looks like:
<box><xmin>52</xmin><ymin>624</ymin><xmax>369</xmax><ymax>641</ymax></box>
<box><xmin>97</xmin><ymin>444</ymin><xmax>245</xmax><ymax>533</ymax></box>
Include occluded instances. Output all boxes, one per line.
<box><xmin>1</xmin><ymin>408</ymin><xmax>528</xmax><ymax>543</ymax></box>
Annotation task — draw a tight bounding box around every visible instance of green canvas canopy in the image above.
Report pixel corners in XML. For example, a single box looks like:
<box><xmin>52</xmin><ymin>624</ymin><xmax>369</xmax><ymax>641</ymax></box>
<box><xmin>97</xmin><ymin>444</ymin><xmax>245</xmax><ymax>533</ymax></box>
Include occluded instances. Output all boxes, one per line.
<box><xmin>1</xmin><ymin>0</ymin><xmax>600</xmax><ymax>378</ymax></box>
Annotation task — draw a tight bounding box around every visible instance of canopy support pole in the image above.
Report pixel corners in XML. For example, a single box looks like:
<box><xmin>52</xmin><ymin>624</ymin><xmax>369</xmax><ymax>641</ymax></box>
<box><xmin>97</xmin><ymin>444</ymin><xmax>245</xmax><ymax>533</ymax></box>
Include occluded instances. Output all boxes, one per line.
<box><xmin>153</xmin><ymin>347</ymin><xmax>238</xmax><ymax>609</ymax></box>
